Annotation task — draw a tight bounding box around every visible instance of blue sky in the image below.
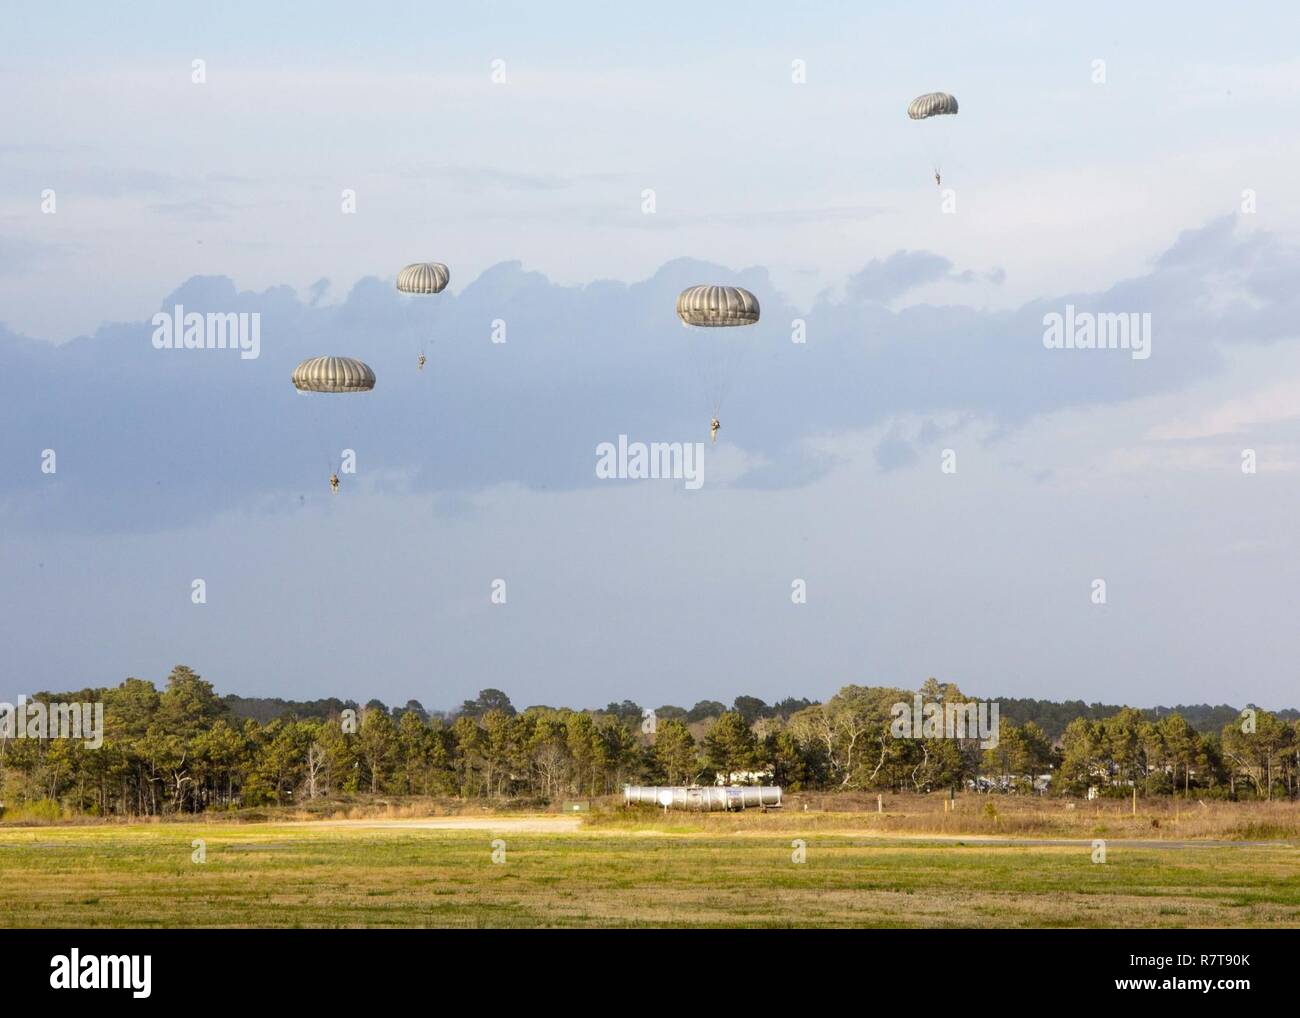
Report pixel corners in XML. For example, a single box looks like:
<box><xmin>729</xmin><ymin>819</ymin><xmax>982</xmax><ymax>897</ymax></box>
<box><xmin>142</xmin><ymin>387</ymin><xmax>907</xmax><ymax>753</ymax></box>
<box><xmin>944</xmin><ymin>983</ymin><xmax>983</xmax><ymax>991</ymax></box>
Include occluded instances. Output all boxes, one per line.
<box><xmin>3</xmin><ymin>3</ymin><xmax>1300</xmax><ymax>710</ymax></box>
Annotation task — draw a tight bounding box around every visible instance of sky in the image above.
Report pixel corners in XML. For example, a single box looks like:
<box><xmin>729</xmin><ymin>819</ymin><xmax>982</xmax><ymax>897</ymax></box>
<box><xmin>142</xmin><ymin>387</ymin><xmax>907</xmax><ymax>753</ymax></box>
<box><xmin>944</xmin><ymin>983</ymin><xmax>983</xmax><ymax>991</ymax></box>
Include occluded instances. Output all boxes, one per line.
<box><xmin>3</xmin><ymin>2</ymin><xmax>1300</xmax><ymax>710</ymax></box>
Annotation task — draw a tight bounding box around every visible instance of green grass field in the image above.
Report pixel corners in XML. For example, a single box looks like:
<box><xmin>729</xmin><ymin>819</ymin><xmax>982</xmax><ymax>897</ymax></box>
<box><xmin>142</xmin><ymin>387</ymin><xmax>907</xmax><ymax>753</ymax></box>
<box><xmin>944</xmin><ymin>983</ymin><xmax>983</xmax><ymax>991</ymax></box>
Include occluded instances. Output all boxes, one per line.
<box><xmin>1</xmin><ymin>818</ymin><xmax>1297</xmax><ymax>927</ymax></box>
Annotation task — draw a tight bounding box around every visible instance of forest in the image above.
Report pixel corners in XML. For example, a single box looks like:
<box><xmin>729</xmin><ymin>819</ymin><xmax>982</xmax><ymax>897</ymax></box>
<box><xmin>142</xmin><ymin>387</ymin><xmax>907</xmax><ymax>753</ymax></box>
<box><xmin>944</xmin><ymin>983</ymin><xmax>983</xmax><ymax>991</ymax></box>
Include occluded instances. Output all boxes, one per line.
<box><xmin>1</xmin><ymin>666</ymin><xmax>1297</xmax><ymax>816</ymax></box>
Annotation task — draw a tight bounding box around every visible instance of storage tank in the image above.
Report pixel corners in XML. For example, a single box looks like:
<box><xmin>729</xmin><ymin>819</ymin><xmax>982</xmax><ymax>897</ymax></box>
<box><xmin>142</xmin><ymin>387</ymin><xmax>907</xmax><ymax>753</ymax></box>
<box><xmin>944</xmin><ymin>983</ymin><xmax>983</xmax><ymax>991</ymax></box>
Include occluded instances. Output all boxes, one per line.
<box><xmin>623</xmin><ymin>785</ymin><xmax>782</xmax><ymax>811</ymax></box>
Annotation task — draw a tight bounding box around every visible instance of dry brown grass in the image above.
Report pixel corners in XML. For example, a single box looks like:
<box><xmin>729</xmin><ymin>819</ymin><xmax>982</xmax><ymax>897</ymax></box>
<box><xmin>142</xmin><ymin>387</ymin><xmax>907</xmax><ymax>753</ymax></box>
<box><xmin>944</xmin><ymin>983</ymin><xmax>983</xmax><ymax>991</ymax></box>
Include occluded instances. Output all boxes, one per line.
<box><xmin>594</xmin><ymin>792</ymin><xmax>1300</xmax><ymax>841</ymax></box>
<box><xmin>6</xmin><ymin>792</ymin><xmax>1298</xmax><ymax>843</ymax></box>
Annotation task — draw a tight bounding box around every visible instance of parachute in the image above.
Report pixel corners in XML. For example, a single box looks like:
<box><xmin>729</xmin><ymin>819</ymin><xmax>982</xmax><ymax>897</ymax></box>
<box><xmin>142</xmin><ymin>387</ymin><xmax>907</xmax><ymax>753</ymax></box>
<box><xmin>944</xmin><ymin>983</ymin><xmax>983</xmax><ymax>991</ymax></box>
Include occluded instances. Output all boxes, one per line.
<box><xmin>907</xmin><ymin>92</ymin><xmax>958</xmax><ymax>119</ymax></box>
<box><xmin>292</xmin><ymin>357</ymin><xmax>375</xmax><ymax>490</ymax></box>
<box><xmin>908</xmin><ymin>92</ymin><xmax>959</xmax><ymax>184</ymax></box>
<box><xmin>396</xmin><ymin>262</ymin><xmax>450</xmax><ymax>363</ymax></box>
<box><xmin>676</xmin><ymin>285</ymin><xmax>760</xmax><ymax>435</ymax></box>
<box><xmin>676</xmin><ymin>285</ymin><xmax>761</xmax><ymax>328</ymax></box>
<box><xmin>292</xmin><ymin>356</ymin><xmax>376</xmax><ymax>393</ymax></box>
<box><xmin>396</xmin><ymin>262</ymin><xmax>450</xmax><ymax>295</ymax></box>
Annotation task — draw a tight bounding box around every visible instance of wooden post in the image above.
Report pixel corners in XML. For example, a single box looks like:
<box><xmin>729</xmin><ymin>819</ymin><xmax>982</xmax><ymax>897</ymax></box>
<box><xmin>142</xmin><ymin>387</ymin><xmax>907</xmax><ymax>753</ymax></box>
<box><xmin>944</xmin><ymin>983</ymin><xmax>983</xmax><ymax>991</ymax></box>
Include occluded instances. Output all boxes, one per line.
<box><xmin>1132</xmin><ymin>785</ymin><xmax>1137</xmax><ymax>816</ymax></box>
<box><xmin>877</xmin><ymin>794</ymin><xmax>883</xmax><ymax>814</ymax></box>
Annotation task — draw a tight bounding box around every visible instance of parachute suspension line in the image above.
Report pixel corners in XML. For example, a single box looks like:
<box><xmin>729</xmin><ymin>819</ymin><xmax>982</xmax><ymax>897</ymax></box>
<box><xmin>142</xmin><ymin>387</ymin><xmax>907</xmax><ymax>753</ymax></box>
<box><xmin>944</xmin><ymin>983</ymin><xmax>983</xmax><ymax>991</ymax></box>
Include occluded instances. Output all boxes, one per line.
<box><xmin>715</xmin><ymin>327</ymin><xmax>756</xmax><ymax>417</ymax></box>
<box><xmin>687</xmin><ymin>331</ymin><xmax>722</xmax><ymax>420</ymax></box>
<box><xmin>347</xmin><ymin>377</ymin><xmax>380</xmax><ymax>494</ymax></box>
<box><xmin>300</xmin><ymin>398</ymin><xmax>337</xmax><ymax>495</ymax></box>
<box><xmin>911</xmin><ymin>124</ymin><xmax>952</xmax><ymax>185</ymax></box>
<box><xmin>689</xmin><ymin>331</ymin><xmax>745</xmax><ymax>426</ymax></box>
<box><xmin>300</xmin><ymin>394</ymin><xmax>335</xmax><ymax>479</ymax></box>
<box><xmin>417</xmin><ymin>298</ymin><xmax>437</xmax><ymax>362</ymax></box>
<box><xmin>319</xmin><ymin>391</ymin><xmax>373</xmax><ymax>492</ymax></box>
<box><xmin>312</xmin><ymin>397</ymin><xmax>342</xmax><ymax>482</ymax></box>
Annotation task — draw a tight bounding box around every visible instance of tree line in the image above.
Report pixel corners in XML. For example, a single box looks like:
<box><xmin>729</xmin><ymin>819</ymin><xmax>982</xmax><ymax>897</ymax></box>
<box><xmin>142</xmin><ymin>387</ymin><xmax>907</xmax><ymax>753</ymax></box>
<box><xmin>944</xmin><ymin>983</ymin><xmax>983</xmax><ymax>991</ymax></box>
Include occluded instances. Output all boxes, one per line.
<box><xmin>2</xmin><ymin>668</ymin><xmax>1297</xmax><ymax>816</ymax></box>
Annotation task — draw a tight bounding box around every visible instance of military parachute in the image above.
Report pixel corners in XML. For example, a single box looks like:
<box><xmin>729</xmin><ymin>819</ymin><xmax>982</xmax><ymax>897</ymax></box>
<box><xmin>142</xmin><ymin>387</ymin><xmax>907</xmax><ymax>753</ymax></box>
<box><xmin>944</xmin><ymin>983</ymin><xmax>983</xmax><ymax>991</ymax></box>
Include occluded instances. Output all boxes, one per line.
<box><xmin>292</xmin><ymin>355</ymin><xmax>376</xmax><ymax>393</ymax></box>
<box><xmin>907</xmin><ymin>92</ymin><xmax>958</xmax><ymax>120</ymax></box>
<box><xmin>292</xmin><ymin>356</ymin><xmax>375</xmax><ymax>491</ymax></box>
<box><xmin>676</xmin><ymin>285</ymin><xmax>760</xmax><ymax>443</ymax></box>
<box><xmin>908</xmin><ymin>92</ymin><xmax>959</xmax><ymax>186</ymax></box>
<box><xmin>396</xmin><ymin>262</ymin><xmax>450</xmax><ymax>368</ymax></box>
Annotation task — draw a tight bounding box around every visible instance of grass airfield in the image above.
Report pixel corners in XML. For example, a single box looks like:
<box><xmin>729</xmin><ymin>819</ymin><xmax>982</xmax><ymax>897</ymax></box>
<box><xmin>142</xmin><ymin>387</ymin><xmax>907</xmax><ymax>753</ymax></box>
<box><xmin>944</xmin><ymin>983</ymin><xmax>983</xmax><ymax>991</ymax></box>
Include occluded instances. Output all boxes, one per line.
<box><xmin>1</xmin><ymin>812</ymin><xmax>1297</xmax><ymax>928</ymax></box>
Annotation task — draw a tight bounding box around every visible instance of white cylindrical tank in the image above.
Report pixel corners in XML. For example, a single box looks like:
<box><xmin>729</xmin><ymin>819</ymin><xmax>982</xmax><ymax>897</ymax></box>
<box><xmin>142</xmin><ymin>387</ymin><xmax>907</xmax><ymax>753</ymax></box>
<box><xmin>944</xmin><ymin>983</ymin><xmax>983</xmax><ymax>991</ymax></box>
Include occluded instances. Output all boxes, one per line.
<box><xmin>623</xmin><ymin>786</ymin><xmax>782</xmax><ymax>811</ymax></box>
